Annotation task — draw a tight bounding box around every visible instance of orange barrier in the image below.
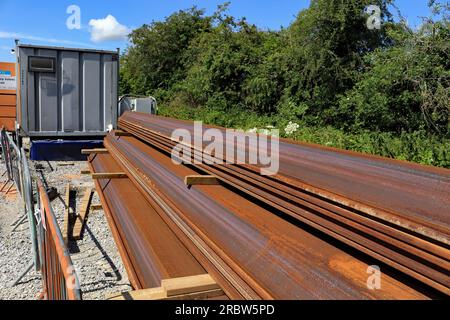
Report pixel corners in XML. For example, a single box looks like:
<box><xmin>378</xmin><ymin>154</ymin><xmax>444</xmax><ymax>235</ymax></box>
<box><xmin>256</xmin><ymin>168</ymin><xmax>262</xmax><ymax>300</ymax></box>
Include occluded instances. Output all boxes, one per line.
<box><xmin>37</xmin><ymin>180</ymin><xmax>81</xmax><ymax>300</ymax></box>
<box><xmin>0</xmin><ymin>62</ymin><xmax>16</xmax><ymax>131</ymax></box>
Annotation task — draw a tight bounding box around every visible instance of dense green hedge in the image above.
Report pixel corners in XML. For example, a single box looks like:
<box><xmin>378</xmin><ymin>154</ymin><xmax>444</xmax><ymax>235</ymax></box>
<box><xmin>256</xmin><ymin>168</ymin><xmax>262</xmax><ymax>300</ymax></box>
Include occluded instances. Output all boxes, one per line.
<box><xmin>159</xmin><ymin>104</ymin><xmax>450</xmax><ymax>168</ymax></box>
<box><xmin>121</xmin><ymin>1</ymin><xmax>449</xmax><ymax>168</ymax></box>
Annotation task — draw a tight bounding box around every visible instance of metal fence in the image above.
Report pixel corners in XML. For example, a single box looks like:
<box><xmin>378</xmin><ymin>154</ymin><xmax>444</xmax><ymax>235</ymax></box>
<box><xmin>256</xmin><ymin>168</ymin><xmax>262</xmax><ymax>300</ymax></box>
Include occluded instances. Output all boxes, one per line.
<box><xmin>1</xmin><ymin>129</ymin><xmax>21</xmax><ymax>193</ymax></box>
<box><xmin>37</xmin><ymin>180</ymin><xmax>81</xmax><ymax>300</ymax></box>
<box><xmin>1</xmin><ymin>128</ymin><xmax>81</xmax><ymax>300</ymax></box>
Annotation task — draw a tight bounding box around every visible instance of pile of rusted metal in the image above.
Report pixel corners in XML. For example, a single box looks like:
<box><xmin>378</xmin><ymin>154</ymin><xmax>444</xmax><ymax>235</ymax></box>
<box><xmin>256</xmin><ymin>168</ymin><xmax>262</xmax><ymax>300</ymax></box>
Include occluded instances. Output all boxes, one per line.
<box><xmin>86</xmin><ymin>112</ymin><xmax>449</xmax><ymax>300</ymax></box>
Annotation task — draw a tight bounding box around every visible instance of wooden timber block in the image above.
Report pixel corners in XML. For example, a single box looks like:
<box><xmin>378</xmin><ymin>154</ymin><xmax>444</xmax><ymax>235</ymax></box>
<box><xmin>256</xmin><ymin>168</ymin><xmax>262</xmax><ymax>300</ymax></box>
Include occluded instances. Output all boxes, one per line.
<box><xmin>107</xmin><ymin>287</ymin><xmax>167</xmax><ymax>301</ymax></box>
<box><xmin>164</xmin><ymin>289</ymin><xmax>224</xmax><ymax>301</ymax></box>
<box><xmin>90</xmin><ymin>173</ymin><xmax>127</xmax><ymax>180</ymax></box>
<box><xmin>90</xmin><ymin>204</ymin><xmax>103</xmax><ymax>211</ymax></box>
<box><xmin>184</xmin><ymin>175</ymin><xmax>220</xmax><ymax>186</ymax></box>
<box><xmin>107</xmin><ymin>288</ymin><xmax>224</xmax><ymax>301</ymax></box>
<box><xmin>162</xmin><ymin>274</ymin><xmax>220</xmax><ymax>297</ymax></box>
<box><xmin>63</xmin><ymin>183</ymin><xmax>72</xmax><ymax>246</ymax></box>
<box><xmin>115</xmin><ymin>131</ymin><xmax>133</xmax><ymax>137</ymax></box>
<box><xmin>80</xmin><ymin>169</ymin><xmax>91</xmax><ymax>175</ymax></box>
<box><xmin>107</xmin><ymin>274</ymin><xmax>221</xmax><ymax>301</ymax></box>
<box><xmin>57</xmin><ymin>162</ymin><xmax>75</xmax><ymax>167</ymax></box>
<box><xmin>72</xmin><ymin>188</ymin><xmax>94</xmax><ymax>240</ymax></box>
<box><xmin>81</xmin><ymin>148</ymin><xmax>108</xmax><ymax>155</ymax></box>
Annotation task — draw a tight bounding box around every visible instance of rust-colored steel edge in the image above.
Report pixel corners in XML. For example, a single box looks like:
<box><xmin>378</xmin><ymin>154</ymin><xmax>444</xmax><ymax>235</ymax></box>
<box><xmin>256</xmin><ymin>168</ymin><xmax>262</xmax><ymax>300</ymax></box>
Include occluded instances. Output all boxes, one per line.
<box><xmin>135</xmin><ymin>132</ymin><xmax>450</xmax><ymax>293</ymax></box>
<box><xmin>120</xmin><ymin>118</ymin><xmax>450</xmax><ymax>242</ymax></box>
<box><xmin>37</xmin><ymin>180</ymin><xmax>81</xmax><ymax>300</ymax></box>
<box><xmin>126</xmin><ymin>125</ymin><xmax>450</xmax><ymax>261</ymax></box>
<box><xmin>115</xmin><ymin>127</ymin><xmax>450</xmax><ymax>295</ymax></box>
<box><xmin>101</xmin><ymin>140</ymin><xmax>263</xmax><ymax>299</ymax></box>
<box><xmin>89</xmin><ymin>153</ymin><xmax>210</xmax><ymax>290</ymax></box>
<box><xmin>118</xmin><ymin>126</ymin><xmax>450</xmax><ymax>261</ymax></box>
<box><xmin>144</xmin><ymin>131</ymin><xmax>450</xmax><ymax>263</ymax></box>
<box><xmin>119</xmin><ymin>119</ymin><xmax>450</xmax><ymax>244</ymax></box>
<box><xmin>122</xmin><ymin>113</ymin><xmax>450</xmax><ymax>176</ymax></box>
<box><xmin>87</xmin><ymin>157</ymin><xmax>142</xmax><ymax>289</ymax></box>
<box><xmin>119</xmin><ymin>114</ymin><xmax>450</xmax><ymax>244</ymax></box>
<box><xmin>104</xmin><ymin>133</ymin><xmax>445</xmax><ymax>299</ymax></box>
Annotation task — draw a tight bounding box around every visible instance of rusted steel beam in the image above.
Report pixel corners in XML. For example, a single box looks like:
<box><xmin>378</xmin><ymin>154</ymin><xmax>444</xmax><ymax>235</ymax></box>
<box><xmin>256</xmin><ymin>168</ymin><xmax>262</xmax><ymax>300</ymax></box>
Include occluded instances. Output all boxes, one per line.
<box><xmin>88</xmin><ymin>154</ymin><xmax>210</xmax><ymax>291</ymax></box>
<box><xmin>119</xmin><ymin>112</ymin><xmax>450</xmax><ymax>244</ymax></box>
<box><xmin>116</xmin><ymin>113</ymin><xmax>450</xmax><ymax>296</ymax></box>
<box><xmin>102</xmin><ymin>133</ymin><xmax>441</xmax><ymax>299</ymax></box>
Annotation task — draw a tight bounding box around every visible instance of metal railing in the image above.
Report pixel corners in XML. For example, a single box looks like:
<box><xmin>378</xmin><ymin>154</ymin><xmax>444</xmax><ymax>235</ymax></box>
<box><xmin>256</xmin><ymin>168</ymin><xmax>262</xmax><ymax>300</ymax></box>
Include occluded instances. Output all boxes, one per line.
<box><xmin>1</xmin><ymin>128</ymin><xmax>81</xmax><ymax>300</ymax></box>
<box><xmin>37</xmin><ymin>179</ymin><xmax>81</xmax><ymax>300</ymax></box>
<box><xmin>1</xmin><ymin>129</ymin><xmax>22</xmax><ymax>194</ymax></box>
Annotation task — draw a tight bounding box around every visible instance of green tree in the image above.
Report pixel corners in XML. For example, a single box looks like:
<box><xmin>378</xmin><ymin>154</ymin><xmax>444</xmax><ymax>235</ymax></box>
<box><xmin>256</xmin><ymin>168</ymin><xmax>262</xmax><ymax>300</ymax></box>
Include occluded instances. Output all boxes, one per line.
<box><xmin>282</xmin><ymin>0</ymin><xmax>394</xmax><ymax>124</ymax></box>
<box><xmin>120</xmin><ymin>7</ymin><xmax>212</xmax><ymax>96</ymax></box>
<box><xmin>338</xmin><ymin>4</ymin><xmax>449</xmax><ymax>135</ymax></box>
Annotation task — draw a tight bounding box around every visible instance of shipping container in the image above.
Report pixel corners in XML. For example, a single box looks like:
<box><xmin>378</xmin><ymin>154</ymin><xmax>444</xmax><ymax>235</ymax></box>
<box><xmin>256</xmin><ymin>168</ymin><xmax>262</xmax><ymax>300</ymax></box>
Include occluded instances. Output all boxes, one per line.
<box><xmin>0</xmin><ymin>62</ymin><xmax>17</xmax><ymax>131</ymax></box>
<box><xmin>17</xmin><ymin>44</ymin><xmax>119</xmax><ymax>137</ymax></box>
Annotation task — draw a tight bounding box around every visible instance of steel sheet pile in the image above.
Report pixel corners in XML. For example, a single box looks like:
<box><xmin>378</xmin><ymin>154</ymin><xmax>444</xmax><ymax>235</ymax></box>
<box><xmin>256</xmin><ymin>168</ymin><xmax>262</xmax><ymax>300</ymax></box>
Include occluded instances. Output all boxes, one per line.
<box><xmin>88</xmin><ymin>111</ymin><xmax>450</xmax><ymax>300</ymax></box>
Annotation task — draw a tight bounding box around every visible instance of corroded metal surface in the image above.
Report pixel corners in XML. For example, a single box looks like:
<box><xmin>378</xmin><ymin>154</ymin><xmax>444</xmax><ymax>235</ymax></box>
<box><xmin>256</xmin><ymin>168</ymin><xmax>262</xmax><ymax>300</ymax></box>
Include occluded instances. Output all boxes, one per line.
<box><xmin>98</xmin><ymin>132</ymin><xmax>442</xmax><ymax>299</ymax></box>
<box><xmin>119</xmin><ymin>112</ymin><xmax>450</xmax><ymax>243</ymax></box>
<box><xmin>88</xmin><ymin>153</ymin><xmax>206</xmax><ymax>290</ymax></box>
<box><xmin>117</xmin><ymin>112</ymin><xmax>450</xmax><ymax>296</ymax></box>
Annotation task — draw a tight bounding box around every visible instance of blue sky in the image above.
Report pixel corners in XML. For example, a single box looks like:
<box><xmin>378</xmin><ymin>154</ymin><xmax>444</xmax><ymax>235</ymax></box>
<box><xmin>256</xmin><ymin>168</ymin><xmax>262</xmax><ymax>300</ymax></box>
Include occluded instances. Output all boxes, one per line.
<box><xmin>0</xmin><ymin>0</ymin><xmax>433</xmax><ymax>62</ymax></box>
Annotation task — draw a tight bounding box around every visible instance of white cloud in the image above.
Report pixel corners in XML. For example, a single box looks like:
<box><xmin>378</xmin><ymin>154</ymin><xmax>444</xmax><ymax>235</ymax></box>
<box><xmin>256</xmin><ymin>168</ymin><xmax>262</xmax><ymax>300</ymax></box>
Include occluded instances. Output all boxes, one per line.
<box><xmin>0</xmin><ymin>31</ymin><xmax>93</xmax><ymax>48</ymax></box>
<box><xmin>89</xmin><ymin>15</ymin><xmax>130</xmax><ymax>43</ymax></box>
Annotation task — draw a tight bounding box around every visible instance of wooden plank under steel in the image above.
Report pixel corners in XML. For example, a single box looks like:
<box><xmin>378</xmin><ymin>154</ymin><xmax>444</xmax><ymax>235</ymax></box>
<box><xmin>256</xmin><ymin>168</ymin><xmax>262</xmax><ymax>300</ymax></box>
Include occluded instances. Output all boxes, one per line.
<box><xmin>162</xmin><ymin>274</ymin><xmax>220</xmax><ymax>297</ymax></box>
<box><xmin>90</xmin><ymin>204</ymin><xmax>103</xmax><ymax>211</ymax></box>
<box><xmin>115</xmin><ymin>131</ymin><xmax>133</xmax><ymax>137</ymax></box>
<box><xmin>184</xmin><ymin>175</ymin><xmax>220</xmax><ymax>186</ymax></box>
<box><xmin>63</xmin><ymin>183</ymin><xmax>72</xmax><ymax>246</ymax></box>
<box><xmin>107</xmin><ymin>288</ymin><xmax>224</xmax><ymax>301</ymax></box>
<box><xmin>81</xmin><ymin>149</ymin><xmax>108</xmax><ymax>155</ymax></box>
<box><xmin>91</xmin><ymin>173</ymin><xmax>127</xmax><ymax>180</ymax></box>
<box><xmin>107</xmin><ymin>274</ymin><xmax>223</xmax><ymax>300</ymax></box>
<box><xmin>72</xmin><ymin>188</ymin><xmax>94</xmax><ymax>240</ymax></box>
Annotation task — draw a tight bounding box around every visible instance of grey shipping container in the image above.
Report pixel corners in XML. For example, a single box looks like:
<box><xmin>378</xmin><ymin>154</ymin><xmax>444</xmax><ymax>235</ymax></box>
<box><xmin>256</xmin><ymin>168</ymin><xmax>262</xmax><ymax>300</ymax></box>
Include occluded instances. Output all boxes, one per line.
<box><xmin>16</xmin><ymin>44</ymin><xmax>119</xmax><ymax>137</ymax></box>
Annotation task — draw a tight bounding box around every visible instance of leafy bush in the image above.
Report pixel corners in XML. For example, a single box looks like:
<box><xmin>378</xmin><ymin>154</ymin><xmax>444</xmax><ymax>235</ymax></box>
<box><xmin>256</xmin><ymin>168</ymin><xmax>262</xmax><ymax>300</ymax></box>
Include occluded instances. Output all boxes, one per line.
<box><xmin>121</xmin><ymin>1</ymin><xmax>449</xmax><ymax>168</ymax></box>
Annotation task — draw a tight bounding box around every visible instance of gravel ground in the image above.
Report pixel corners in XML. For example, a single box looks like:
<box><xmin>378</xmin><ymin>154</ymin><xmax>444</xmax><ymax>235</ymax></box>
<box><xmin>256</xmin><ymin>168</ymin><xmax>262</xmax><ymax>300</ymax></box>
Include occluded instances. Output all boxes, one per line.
<box><xmin>0</xmin><ymin>162</ymin><xmax>41</xmax><ymax>300</ymax></box>
<box><xmin>0</xmin><ymin>158</ymin><xmax>131</xmax><ymax>300</ymax></box>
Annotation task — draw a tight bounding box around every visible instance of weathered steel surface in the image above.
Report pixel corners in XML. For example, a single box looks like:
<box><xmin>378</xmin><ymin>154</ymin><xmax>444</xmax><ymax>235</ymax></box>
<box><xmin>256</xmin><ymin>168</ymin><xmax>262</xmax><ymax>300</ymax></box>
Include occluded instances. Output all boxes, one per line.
<box><xmin>100</xmin><ymin>133</ymin><xmax>439</xmax><ymax>299</ymax></box>
<box><xmin>88</xmin><ymin>153</ymin><xmax>206</xmax><ymax>290</ymax></box>
<box><xmin>117</xmin><ymin>112</ymin><xmax>450</xmax><ymax>295</ymax></box>
<box><xmin>119</xmin><ymin>112</ymin><xmax>450</xmax><ymax>243</ymax></box>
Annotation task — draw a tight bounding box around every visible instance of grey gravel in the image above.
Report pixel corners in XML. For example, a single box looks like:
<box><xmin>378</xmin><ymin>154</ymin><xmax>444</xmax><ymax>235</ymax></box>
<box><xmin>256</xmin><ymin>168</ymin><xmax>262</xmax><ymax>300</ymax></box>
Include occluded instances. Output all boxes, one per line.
<box><xmin>0</xmin><ymin>158</ymin><xmax>131</xmax><ymax>300</ymax></box>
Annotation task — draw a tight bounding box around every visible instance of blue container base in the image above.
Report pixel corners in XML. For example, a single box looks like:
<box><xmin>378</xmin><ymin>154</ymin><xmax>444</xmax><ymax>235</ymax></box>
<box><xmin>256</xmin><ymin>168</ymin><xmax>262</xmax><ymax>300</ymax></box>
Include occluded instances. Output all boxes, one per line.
<box><xmin>30</xmin><ymin>140</ymin><xmax>104</xmax><ymax>161</ymax></box>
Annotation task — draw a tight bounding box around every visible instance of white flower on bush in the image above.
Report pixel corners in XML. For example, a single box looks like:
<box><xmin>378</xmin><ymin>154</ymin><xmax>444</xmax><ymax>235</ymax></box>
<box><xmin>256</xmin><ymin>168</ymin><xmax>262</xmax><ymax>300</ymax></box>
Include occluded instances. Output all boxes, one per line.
<box><xmin>285</xmin><ymin>121</ymin><xmax>300</xmax><ymax>136</ymax></box>
<box><xmin>246</xmin><ymin>127</ymin><xmax>279</xmax><ymax>137</ymax></box>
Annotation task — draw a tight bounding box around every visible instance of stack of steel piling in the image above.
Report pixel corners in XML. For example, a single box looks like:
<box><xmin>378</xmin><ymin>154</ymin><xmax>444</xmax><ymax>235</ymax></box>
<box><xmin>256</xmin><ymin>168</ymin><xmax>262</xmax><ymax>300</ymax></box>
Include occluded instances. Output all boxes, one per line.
<box><xmin>87</xmin><ymin>112</ymin><xmax>450</xmax><ymax>300</ymax></box>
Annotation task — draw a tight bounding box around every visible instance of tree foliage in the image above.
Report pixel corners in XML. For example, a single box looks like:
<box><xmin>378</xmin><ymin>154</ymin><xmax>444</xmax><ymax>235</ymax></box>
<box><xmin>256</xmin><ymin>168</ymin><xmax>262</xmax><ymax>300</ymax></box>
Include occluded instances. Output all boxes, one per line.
<box><xmin>120</xmin><ymin>1</ymin><xmax>449</xmax><ymax>142</ymax></box>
